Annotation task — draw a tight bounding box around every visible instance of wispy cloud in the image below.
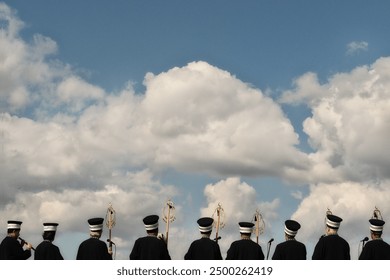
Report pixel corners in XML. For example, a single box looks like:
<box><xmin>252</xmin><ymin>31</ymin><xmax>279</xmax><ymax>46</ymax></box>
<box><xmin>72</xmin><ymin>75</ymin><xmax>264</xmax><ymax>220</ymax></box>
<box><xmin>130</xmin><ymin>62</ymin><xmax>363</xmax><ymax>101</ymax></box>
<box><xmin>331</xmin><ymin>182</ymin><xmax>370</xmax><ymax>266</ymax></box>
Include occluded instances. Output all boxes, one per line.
<box><xmin>346</xmin><ymin>41</ymin><xmax>369</xmax><ymax>55</ymax></box>
<box><xmin>291</xmin><ymin>190</ymin><xmax>303</xmax><ymax>200</ymax></box>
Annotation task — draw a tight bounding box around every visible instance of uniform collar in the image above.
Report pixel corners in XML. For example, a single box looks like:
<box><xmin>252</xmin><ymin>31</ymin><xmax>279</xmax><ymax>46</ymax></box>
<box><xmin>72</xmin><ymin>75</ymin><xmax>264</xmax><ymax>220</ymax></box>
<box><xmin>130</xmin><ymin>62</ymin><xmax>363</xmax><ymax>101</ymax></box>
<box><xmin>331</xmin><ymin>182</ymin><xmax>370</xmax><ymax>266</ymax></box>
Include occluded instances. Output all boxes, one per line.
<box><xmin>241</xmin><ymin>236</ymin><xmax>251</xmax><ymax>240</ymax></box>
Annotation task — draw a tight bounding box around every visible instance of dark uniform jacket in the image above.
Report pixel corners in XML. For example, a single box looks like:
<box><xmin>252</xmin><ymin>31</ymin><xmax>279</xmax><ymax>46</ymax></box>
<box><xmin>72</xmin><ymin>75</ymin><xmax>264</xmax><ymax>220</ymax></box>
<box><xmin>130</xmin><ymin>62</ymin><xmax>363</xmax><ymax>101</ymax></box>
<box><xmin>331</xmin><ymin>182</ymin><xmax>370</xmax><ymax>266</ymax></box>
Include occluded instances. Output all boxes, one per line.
<box><xmin>76</xmin><ymin>237</ymin><xmax>112</xmax><ymax>260</ymax></box>
<box><xmin>0</xmin><ymin>236</ymin><xmax>31</xmax><ymax>260</ymax></box>
<box><xmin>184</xmin><ymin>237</ymin><xmax>222</xmax><ymax>260</ymax></box>
<box><xmin>312</xmin><ymin>234</ymin><xmax>350</xmax><ymax>260</ymax></box>
<box><xmin>35</xmin><ymin>240</ymin><xmax>64</xmax><ymax>260</ymax></box>
<box><xmin>272</xmin><ymin>239</ymin><xmax>307</xmax><ymax>260</ymax></box>
<box><xmin>359</xmin><ymin>239</ymin><xmax>390</xmax><ymax>260</ymax></box>
<box><xmin>226</xmin><ymin>239</ymin><xmax>265</xmax><ymax>260</ymax></box>
<box><xmin>130</xmin><ymin>236</ymin><xmax>171</xmax><ymax>260</ymax></box>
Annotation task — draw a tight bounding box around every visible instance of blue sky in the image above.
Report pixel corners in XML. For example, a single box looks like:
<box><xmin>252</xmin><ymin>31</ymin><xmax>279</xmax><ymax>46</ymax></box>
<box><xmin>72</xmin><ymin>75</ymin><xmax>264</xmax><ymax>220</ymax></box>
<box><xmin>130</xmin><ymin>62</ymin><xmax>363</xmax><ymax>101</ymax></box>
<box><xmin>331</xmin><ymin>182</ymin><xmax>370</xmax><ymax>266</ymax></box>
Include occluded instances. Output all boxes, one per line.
<box><xmin>1</xmin><ymin>1</ymin><xmax>390</xmax><ymax>260</ymax></box>
<box><xmin>12</xmin><ymin>1</ymin><xmax>387</xmax><ymax>91</ymax></box>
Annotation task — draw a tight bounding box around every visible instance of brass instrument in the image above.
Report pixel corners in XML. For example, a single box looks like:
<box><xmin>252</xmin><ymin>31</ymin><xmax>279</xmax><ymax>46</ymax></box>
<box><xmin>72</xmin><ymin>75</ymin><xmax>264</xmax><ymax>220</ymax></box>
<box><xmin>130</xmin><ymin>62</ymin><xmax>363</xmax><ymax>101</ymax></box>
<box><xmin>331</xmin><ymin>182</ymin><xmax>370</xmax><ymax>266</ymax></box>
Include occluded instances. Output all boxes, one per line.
<box><xmin>162</xmin><ymin>199</ymin><xmax>175</xmax><ymax>247</ymax></box>
<box><xmin>212</xmin><ymin>203</ymin><xmax>225</xmax><ymax>243</ymax></box>
<box><xmin>105</xmin><ymin>202</ymin><xmax>116</xmax><ymax>259</ymax></box>
<box><xmin>18</xmin><ymin>237</ymin><xmax>35</xmax><ymax>251</ymax></box>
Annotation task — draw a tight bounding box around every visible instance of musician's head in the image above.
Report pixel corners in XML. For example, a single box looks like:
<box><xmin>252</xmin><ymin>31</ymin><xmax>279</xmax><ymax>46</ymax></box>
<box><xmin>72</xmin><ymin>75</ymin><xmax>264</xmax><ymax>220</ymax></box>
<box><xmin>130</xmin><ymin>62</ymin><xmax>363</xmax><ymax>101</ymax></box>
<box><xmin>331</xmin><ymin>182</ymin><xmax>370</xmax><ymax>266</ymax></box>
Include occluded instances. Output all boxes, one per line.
<box><xmin>88</xmin><ymin>218</ymin><xmax>104</xmax><ymax>238</ymax></box>
<box><xmin>42</xmin><ymin>223</ymin><xmax>59</xmax><ymax>241</ymax></box>
<box><xmin>197</xmin><ymin>217</ymin><xmax>213</xmax><ymax>237</ymax></box>
<box><xmin>369</xmin><ymin>218</ymin><xmax>385</xmax><ymax>240</ymax></box>
<box><xmin>239</xmin><ymin>222</ymin><xmax>254</xmax><ymax>239</ymax></box>
<box><xmin>143</xmin><ymin>215</ymin><xmax>159</xmax><ymax>235</ymax></box>
<box><xmin>325</xmin><ymin>214</ymin><xmax>342</xmax><ymax>235</ymax></box>
<box><xmin>7</xmin><ymin>220</ymin><xmax>22</xmax><ymax>238</ymax></box>
<box><xmin>284</xmin><ymin>220</ymin><xmax>301</xmax><ymax>240</ymax></box>
<box><xmin>43</xmin><ymin>231</ymin><xmax>56</xmax><ymax>241</ymax></box>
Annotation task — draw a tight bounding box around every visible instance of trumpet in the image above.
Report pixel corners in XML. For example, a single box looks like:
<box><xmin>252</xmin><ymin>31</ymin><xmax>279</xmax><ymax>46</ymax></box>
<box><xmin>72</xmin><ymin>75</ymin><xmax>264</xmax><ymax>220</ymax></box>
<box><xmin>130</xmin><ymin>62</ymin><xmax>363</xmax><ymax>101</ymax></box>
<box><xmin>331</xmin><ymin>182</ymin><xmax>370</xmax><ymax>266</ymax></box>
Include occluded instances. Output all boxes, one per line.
<box><xmin>18</xmin><ymin>237</ymin><xmax>35</xmax><ymax>251</ymax></box>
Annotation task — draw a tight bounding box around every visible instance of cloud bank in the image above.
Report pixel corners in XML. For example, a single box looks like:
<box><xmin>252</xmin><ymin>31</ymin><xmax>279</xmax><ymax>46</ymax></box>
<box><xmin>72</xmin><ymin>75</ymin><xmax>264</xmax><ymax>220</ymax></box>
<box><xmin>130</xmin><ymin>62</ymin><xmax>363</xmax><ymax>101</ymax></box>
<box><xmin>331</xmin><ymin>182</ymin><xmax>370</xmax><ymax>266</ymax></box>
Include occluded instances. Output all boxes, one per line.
<box><xmin>282</xmin><ymin>57</ymin><xmax>390</xmax><ymax>184</ymax></box>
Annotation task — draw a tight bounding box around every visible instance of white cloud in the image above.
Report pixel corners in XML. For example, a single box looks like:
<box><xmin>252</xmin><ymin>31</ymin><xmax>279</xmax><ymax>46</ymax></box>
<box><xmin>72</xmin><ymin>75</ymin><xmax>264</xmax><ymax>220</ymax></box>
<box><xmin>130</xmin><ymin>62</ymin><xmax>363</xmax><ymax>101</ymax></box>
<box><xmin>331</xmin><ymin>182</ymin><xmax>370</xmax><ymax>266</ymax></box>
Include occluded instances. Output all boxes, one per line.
<box><xmin>1</xmin><ymin>4</ymin><xmax>311</xmax><ymax>179</ymax></box>
<box><xmin>282</xmin><ymin>57</ymin><xmax>390</xmax><ymax>183</ymax></box>
<box><xmin>290</xmin><ymin>190</ymin><xmax>303</xmax><ymax>200</ymax></box>
<box><xmin>201</xmin><ymin>177</ymin><xmax>260</xmax><ymax>223</ymax></box>
<box><xmin>346</xmin><ymin>41</ymin><xmax>369</xmax><ymax>55</ymax></box>
<box><xmin>0</xmin><ymin>3</ymin><xmax>102</xmax><ymax>115</ymax></box>
<box><xmin>0</xmin><ymin>3</ymin><xmax>24</xmax><ymax>37</ymax></box>
<box><xmin>140</xmin><ymin>61</ymin><xmax>310</xmax><ymax>177</ymax></box>
<box><xmin>1</xmin><ymin>2</ymin><xmax>311</xmax><ymax>184</ymax></box>
<box><xmin>8</xmin><ymin>86</ymin><xmax>29</xmax><ymax>108</ymax></box>
<box><xmin>0</xmin><ymin>113</ymin><xmax>81</xmax><ymax>178</ymax></box>
<box><xmin>279</xmin><ymin>72</ymin><xmax>329</xmax><ymax>105</ymax></box>
<box><xmin>1</xmin><ymin>60</ymin><xmax>312</xmax><ymax>186</ymax></box>
<box><xmin>56</xmin><ymin>76</ymin><xmax>105</xmax><ymax>111</ymax></box>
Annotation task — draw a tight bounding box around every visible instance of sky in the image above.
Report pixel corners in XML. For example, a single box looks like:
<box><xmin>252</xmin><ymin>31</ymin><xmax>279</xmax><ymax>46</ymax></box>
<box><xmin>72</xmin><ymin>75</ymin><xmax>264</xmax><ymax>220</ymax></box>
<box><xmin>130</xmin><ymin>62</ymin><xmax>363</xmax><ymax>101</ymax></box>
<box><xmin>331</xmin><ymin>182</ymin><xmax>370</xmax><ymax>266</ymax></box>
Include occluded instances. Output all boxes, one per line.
<box><xmin>1</xmin><ymin>0</ymin><xmax>390</xmax><ymax>260</ymax></box>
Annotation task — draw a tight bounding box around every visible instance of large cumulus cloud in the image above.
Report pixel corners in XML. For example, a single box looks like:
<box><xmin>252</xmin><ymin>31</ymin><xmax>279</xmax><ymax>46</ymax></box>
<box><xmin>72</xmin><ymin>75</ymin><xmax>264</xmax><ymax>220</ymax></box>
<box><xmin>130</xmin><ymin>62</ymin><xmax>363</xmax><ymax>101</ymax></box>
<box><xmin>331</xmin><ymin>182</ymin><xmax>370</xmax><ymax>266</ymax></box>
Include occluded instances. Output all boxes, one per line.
<box><xmin>282</xmin><ymin>57</ymin><xmax>390</xmax><ymax>183</ymax></box>
<box><xmin>140</xmin><ymin>62</ymin><xmax>309</xmax><ymax>177</ymax></box>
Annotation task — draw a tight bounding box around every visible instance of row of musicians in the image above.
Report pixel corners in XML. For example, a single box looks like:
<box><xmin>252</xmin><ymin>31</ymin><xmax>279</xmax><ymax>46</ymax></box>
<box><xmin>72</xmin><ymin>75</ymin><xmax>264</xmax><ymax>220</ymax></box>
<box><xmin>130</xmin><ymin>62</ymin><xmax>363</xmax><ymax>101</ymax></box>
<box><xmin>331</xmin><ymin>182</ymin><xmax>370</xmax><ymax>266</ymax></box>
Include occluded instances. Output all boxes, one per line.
<box><xmin>0</xmin><ymin>214</ymin><xmax>389</xmax><ymax>260</ymax></box>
